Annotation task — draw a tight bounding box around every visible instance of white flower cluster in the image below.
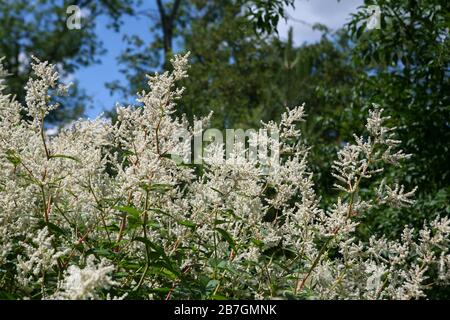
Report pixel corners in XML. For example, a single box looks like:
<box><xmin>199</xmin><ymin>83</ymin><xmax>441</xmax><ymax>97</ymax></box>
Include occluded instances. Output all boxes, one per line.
<box><xmin>16</xmin><ymin>227</ymin><xmax>69</xmax><ymax>288</ymax></box>
<box><xmin>51</xmin><ymin>256</ymin><xmax>116</xmax><ymax>300</ymax></box>
<box><xmin>0</xmin><ymin>55</ymin><xmax>448</xmax><ymax>300</ymax></box>
<box><xmin>25</xmin><ymin>56</ymin><xmax>71</xmax><ymax>128</ymax></box>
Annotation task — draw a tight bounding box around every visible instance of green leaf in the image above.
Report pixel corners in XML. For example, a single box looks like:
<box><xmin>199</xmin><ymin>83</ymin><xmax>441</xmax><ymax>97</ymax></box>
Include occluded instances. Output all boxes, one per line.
<box><xmin>114</xmin><ymin>206</ymin><xmax>141</xmax><ymax>218</ymax></box>
<box><xmin>133</xmin><ymin>237</ymin><xmax>181</xmax><ymax>276</ymax></box>
<box><xmin>356</xmin><ymin>25</ymin><xmax>364</xmax><ymax>39</ymax></box>
<box><xmin>93</xmin><ymin>248</ymin><xmax>114</xmax><ymax>258</ymax></box>
<box><xmin>139</xmin><ymin>183</ymin><xmax>172</xmax><ymax>193</ymax></box>
<box><xmin>251</xmin><ymin>238</ymin><xmax>264</xmax><ymax>247</ymax></box>
<box><xmin>150</xmin><ymin>287</ymin><xmax>171</xmax><ymax>294</ymax></box>
<box><xmin>210</xmin><ymin>187</ymin><xmax>225</xmax><ymax>195</ymax></box>
<box><xmin>210</xmin><ymin>294</ymin><xmax>227</xmax><ymax>300</ymax></box>
<box><xmin>45</xmin><ymin>221</ymin><xmax>67</xmax><ymax>236</ymax></box>
<box><xmin>122</xmin><ymin>150</ymin><xmax>135</xmax><ymax>157</ymax></box>
<box><xmin>160</xmin><ymin>268</ymin><xmax>178</xmax><ymax>280</ymax></box>
<box><xmin>134</xmin><ymin>236</ymin><xmax>164</xmax><ymax>256</ymax></box>
<box><xmin>148</xmin><ymin>207</ymin><xmax>171</xmax><ymax>217</ymax></box>
<box><xmin>215</xmin><ymin>227</ymin><xmax>236</xmax><ymax>252</ymax></box>
<box><xmin>49</xmin><ymin>154</ymin><xmax>80</xmax><ymax>162</ymax></box>
<box><xmin>177</xmin><ymin>219</ymin><xmax>196</xmax><ymax>229</ymax></box>
<box><xmin>102</xmin><ymin>224</ymin><xmax>120</xmax><ymax>232</ymax></box>
<box><xmin>114</xmin><ymin>206</ymin><xmax>142</xmax><ymax>229</ymax></box>
<box><xmin>206</xmin><ymin>279</ymin><xmax>220</xmax><ymax>292</ymax></box>
<box><xmin>214</xmin><ymin>219</ymin><xmax>229</xmax><ymax>225</ymax></box>
<box><xmin>5</xmin><ymin>150</ymin><xmax>21</xmax><ymax>166</ymax></box>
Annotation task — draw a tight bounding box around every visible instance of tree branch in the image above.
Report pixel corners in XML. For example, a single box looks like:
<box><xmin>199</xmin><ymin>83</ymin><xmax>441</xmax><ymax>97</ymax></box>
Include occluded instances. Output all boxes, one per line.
<box><xmin>156</xmin><ymin>0</ymin><xmax>167</xmax><ymax>20</ymax></box>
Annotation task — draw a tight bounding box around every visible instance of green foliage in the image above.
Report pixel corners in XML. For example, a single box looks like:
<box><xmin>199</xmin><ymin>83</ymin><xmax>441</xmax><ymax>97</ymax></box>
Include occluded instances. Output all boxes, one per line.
<box><xmin>0</xmin><ymin>0</ymin><xmax>137</xmax><ymax>124</ymax></box>
<box><xmin>344</xmin><ymin>0</ymin><xmax>450</xmax><ymax>241</ymax></box>
<box><xmin>347</xmin><ymin>0</ymin><xmax>449</xmax><ymax>191</ymax></box>
<box><xmin>240</xmin><ymin>0</ymin><xmax>295</xmax><ymax>34</ymax></box>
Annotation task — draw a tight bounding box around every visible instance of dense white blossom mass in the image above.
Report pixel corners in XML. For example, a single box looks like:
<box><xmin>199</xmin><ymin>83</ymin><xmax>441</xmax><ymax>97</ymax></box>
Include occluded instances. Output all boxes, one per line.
<box><xmin>0</xmin><ymin>54</ymin><xmax>448</xmax><ymax>300</ymax></box>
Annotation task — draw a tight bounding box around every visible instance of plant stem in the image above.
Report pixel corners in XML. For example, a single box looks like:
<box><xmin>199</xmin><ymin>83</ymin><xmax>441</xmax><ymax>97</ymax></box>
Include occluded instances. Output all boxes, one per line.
<box><xmin>40</xmin><ymin>110</ymin><xmax>50</xmax><ymax>159</ymax></box>
<box><xmin>134</xmin><ymin>190</ymin><xmax>151</xmax><ymax>291</ymax></box>
<box><xmin>296</xmin><ymin>147</ymin><xmax>375</xmax><ymax>294</ymax></box>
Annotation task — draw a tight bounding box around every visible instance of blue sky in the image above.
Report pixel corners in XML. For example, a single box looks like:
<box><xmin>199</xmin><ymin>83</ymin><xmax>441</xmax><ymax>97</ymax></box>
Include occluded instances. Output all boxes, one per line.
<box><xmin>74</xmin><ymin>1</ymin><xmax>158</xmax><ymax>119</ymax></box>
<box><xmin>75</xmin><ymin>0</ymin><xmax>363</xmax><ymax>119</ymax></box>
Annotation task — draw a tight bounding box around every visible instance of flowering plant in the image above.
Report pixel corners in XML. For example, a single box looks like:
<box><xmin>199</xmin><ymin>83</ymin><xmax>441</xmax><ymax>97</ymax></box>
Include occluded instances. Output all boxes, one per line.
<box><xmin>0</xmin><ymin>54</ymin><xmax>448</xmax><ymax>300</ymax></box>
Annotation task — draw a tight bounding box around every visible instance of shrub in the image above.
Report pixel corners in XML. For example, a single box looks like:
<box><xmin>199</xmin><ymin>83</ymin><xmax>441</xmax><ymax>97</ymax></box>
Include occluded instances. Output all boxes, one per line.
<box><xmin>0</xmin><ymin>54</ymin><xmax>448</xmax><ymax>300</ymax></box>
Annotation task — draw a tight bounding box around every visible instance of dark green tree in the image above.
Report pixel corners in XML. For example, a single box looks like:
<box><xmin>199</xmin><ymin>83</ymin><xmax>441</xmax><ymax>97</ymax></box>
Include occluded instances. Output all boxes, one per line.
<box><xmin>108</xmin><ymin>0</ymin><xmax>295</xmax><ymax>127</ymax></box>
<box><xmin>345</xmin><ymin>0</ymin><xmax>450</xmax><ymax>237</ymax></box>
<box><xmin>0</xmin><ymin>0</ymin><xmax>137</xmax><ymax>124</ymax></box>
